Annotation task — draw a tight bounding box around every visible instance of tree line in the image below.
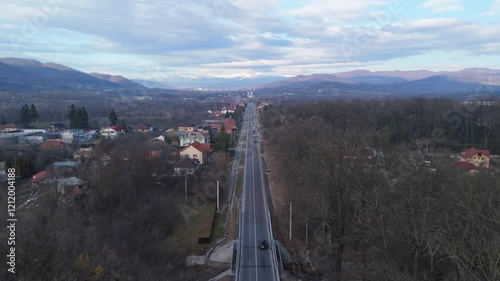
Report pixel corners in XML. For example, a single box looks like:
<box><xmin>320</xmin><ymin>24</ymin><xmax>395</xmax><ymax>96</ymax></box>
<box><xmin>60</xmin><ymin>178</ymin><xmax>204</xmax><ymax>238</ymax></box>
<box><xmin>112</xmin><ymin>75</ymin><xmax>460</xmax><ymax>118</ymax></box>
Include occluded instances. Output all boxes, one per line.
<box><xmin>260</xmin><ymin>97</ymin><xmax>500</xmax><ymax>281</ymax></box>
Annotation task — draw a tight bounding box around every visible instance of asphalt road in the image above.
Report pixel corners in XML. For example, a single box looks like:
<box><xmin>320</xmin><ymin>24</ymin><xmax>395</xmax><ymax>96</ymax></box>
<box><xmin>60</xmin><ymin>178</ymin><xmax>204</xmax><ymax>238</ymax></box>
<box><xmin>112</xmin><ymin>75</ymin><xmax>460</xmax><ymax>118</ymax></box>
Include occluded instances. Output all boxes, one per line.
<box><xmin>238</xmin><ymin>103</ymin><xmax>277</xmax><ymax>281</ymax></box>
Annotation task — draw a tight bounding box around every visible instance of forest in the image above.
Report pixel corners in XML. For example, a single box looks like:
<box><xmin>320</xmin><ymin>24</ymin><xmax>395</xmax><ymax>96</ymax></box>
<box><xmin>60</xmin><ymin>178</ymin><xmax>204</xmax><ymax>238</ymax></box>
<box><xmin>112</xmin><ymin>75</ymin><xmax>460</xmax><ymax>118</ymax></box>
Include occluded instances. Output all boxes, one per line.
<box><xmin>260</xmin><ymin>97</ymin><xmax>500</xmax><ymax>280</ymax></box>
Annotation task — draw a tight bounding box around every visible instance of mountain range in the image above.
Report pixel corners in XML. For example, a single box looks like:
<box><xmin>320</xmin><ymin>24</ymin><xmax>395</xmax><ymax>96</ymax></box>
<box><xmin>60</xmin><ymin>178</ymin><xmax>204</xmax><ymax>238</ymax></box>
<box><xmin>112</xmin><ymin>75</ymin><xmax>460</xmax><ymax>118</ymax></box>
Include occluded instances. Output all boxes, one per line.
<box><xmin>1</xmin><ymin>57</ymin><xmax>500</xmax><ymax>98</ymax></box>
<box><xmin>0</xmin><ymin>57</ymin><xmax>144</xmax><ymax>92</ymax></box>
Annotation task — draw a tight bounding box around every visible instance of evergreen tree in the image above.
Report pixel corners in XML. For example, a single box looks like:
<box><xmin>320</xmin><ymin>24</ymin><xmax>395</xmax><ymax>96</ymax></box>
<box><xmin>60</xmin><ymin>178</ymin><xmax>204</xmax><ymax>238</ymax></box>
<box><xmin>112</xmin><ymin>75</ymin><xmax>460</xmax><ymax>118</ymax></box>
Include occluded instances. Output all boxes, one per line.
<box><xmin>0</xmin><ymin>114</ymin><xmax>6</xmax><ymax>125</ymax></box>
<box><xmin>30</xmin><ymin>104</ymin><xmax>39</xmax><ymax>124</ymax></box>
<box><xmin>78</xmin><ymin>107</ymin><xmax>89</xmax><ymax>129</ymax></box>
<box><xmin>214</xmin><ymin>124</ymin><xmax>232</xmax><ymax>154</ymax></box>
<box><xmin>20</xmin><ymin>104</ymin><xmax>31</xmax><ymax>128</ymax></box>
<box><xmin>109</xmin><ymin>108</ymin><xmax>118</xmax><ymax>126</ymax></box>
<box><xmin>69</xmin><ymin>104</ymin><xmax>78</xmax><ymax>129</ymax></box>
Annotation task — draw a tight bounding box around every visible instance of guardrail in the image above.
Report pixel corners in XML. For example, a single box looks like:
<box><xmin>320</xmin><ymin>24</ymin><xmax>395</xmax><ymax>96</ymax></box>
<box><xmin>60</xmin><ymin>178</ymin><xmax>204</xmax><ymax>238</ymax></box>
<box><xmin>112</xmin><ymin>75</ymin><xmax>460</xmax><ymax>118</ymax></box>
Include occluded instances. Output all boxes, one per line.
<box><xmin>234</xmin><ymin>210</ymin><xmax>243</xmax><ymax>280</ymax></box>
<box><xmin>268</xmin><ymin>211</ymin><xmax>281</xmax><ymax>281</ymax></box>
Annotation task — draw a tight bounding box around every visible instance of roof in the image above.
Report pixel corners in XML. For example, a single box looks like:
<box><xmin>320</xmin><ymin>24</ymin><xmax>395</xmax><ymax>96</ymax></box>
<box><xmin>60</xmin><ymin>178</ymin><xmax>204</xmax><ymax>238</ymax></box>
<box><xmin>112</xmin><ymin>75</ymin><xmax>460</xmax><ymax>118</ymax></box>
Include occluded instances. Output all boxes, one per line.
<box><xmin>39</xmin><ymin>139</ymin><xmax>66</xmax><ymax>150</ymax></box>
<box><xmin>32</xmin><ymin>171</ymin><xmax>48</xmax><ymax>183</ymax></box>
<box><xmin>58</xmin><ymin>177</ymin><xmax>86</xmax><ymax>186</ymax></box>
<box><xmin>0</xmin><ymin>124</ymin><xmax>17</xmax><ymax>131</ymax></box>
<box><xmin>110</xmin><ymin>125</ymin><xmax>122</xmax><ymax>131</ymax></box>
<box><xmin>174</xmin><ymin>158</ymin><xmax>197</xmax><ymax>169</ymax></box>
<box><xmin>461</xmin><ymin>147</ymin><xmax>490</xmax><ymax>159</ymax></box>
<box><xmin>49</xmin><ymin>123</ymin><xmax>67</xmax><ymax>128</ymax></box>
<box><xmin>180</xmin><ymin>141</ymin><xmax>213</xmax><ymax>153</ymax></box>
<box><xmin>455</xmin><ymin>161</ymin><xmax>478</xmax><ymax>170</ymax></box>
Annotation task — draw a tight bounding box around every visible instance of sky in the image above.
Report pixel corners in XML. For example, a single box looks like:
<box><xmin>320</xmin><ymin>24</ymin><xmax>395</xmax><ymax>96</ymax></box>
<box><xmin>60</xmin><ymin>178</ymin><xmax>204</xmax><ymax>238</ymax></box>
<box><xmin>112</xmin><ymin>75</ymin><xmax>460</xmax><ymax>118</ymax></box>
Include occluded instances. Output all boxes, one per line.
<box><xmin>1</xmin><ymin>0</ymin><xmax>500</xmax><ymax>84</ymax></box>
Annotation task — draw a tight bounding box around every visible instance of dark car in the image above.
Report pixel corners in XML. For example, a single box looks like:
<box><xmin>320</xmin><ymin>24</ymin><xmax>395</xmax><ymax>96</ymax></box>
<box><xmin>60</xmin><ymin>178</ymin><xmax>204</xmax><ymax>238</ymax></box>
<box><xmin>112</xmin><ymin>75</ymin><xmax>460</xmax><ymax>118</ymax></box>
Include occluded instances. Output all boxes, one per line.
<box><xmin>258</xmin><ymin>239</ymin><xmax>268</xmax><ymax>250</ymax></box>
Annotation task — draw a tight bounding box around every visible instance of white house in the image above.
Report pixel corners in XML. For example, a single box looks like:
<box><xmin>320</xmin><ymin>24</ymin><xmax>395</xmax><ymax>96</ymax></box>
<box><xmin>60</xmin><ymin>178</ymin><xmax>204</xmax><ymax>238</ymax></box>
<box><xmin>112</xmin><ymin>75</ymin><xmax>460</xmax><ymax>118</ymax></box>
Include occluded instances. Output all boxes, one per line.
<box><xmin>100</xmin><ymin>126</ymin><xmax>122</xmax><ymax>139</ymax></box>
<box><xmin>179</xmin><ymin>131</ymin><xmax>210</xmax><ymax>147</ymax></box>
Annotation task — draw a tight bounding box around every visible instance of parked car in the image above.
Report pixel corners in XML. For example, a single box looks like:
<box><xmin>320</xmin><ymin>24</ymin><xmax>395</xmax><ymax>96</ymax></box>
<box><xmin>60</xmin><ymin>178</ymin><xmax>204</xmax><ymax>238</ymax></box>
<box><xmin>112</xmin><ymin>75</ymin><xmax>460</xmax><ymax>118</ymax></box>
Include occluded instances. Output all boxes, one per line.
<box><xmin>258</xmin><ymin>239</ymin><xmax>268</xmax><ymax>250</ymax></box>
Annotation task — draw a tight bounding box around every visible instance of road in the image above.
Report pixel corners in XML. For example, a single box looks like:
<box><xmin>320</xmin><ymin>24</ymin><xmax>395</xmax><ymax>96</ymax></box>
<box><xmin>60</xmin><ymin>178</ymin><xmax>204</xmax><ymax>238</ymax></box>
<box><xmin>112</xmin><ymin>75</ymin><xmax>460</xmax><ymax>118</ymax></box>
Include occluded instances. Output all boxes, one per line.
<box><xmin>237</xmin><ymin>102</ymin><xmax>278</xmax><ymax>281</ymax></box>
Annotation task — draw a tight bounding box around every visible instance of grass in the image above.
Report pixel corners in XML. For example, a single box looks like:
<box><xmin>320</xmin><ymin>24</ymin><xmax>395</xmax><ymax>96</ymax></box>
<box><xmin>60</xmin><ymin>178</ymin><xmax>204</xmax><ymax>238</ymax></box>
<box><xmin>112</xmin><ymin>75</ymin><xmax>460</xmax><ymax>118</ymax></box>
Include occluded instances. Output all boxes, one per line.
<box><xmin>166</xmin><ymin>203</ymin><xmax>217</xmax><ymax>256</ymax></box>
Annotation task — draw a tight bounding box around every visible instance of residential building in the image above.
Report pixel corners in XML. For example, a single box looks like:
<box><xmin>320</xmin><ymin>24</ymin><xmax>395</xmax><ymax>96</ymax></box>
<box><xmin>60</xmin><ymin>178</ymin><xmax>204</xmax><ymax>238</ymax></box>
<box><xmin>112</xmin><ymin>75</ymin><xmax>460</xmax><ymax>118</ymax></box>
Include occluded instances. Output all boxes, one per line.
<box><xmin>39</xmin><ymin>139</ymin><xmax>67</xmax><ymax>151</ymax></box>
<box><xmin>0</xmin><ymin>124</ymin><xmax>18</xmax><ymax>132</ymax></box>
<box><xmin>174</xmin><ymin>158</ymin><xmax>198</xmax><ymax>176</ymax></box>
<box><xmin>180</xmin><ymin>141</ymin><xmax>213</xmax><ymax>164</ymax></box>
<box><xmin>100</xmin><ymin>126</ymin><xmax>122</xmax><ymax>138</ymax></box>
<box><xmin>179</xmin><ymin>131</ymin><xmax>210</xmax><ymax>147</ymax></box>
<box><xmin>178</xmin><ymin>126</ymin><xmax>194</xmax><ymax>132</ymax></box>
<box><xmin>458</xmin><ymin>147</ymin><xmax>490</xmax><ymax>168</ymax></box>
<box><xmin>135</xmin><ymin>123</ymin><xmax>154</xmax><ymax>132</ymax></box>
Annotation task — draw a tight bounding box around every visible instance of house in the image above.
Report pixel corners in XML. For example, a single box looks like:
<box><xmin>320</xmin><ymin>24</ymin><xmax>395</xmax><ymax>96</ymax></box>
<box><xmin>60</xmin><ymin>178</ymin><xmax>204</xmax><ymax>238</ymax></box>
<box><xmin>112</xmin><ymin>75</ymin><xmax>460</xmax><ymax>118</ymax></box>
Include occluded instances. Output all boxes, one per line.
<box><xmin>39</xmin><ymin>139</ymin><xmax>67</xmax><ymax>151</ymax></box>
<box><xmin>73</xmin><ymin>144</ymin><xmax>94</xmax><ymax>160</ymax></box>
<box><xmin>223</xmin><ymin>118</ymin><xmax>236</xmax><ymax>134</ymax></box>
<box><xmin>57</xmin><ymin>177</ymin><xmax>87</xmax><ymax>196</ymax></box>
<box><xmin>178</xmin><ymin>126</ymin><xmax>194</xmax><ymax>132</ymax></box>
<box><xmin>179</xmin><ymin>131</ymin><xmax>210</xmax><ymax>147</ymax></box>
<box><xmin>458</xmin><ymin>147</ymin><xmax>490</xmax><ymax>168</ymax></box>
<box><xmin>61</xmin><ymin>129</ymin><xmax>84</xmax><ymax>144</ymax></box>
<box><xmin>18</xmin><ymin>134</ymin><xmax>46</xmax><ymax>145</ymax></box>
<box><xmin>221</xmin><ymin>106</ymin><xmax>235</xmax><ymax>114</ymax></box>
<box><xmin>48</xmin><ymin>123</ymin><xmax>67</xmax><ymax>133</ymax></box>
<box><xmin>207</xmin><ymin>109</ymin><xmax>213</xmax><ymax>114</ymax></box>
<box><xmin>0</xmin><ymin>124</ymin><xmax>18</xmax><ymax>132</ymax></box>
<box><xmin>32</xmin><ymin>170</ymin><xmax>55</xmax><ymax>185</ymax></box>
<box><xmin>100</xmin><ymin>125</ymin><xmax>122</xmax><ymax>138</ymax></box>
<box><xmin>180</xmin><ymin>141</ymin><xmax>213</xmax><ymax>164</ymax></box>
<box><xmin>174</xmin><ymin>158</ymin><xmax>198</xmax><ymax>176</ymax></box>
<box><xmin>135</xmin><ymin>123</ymin><xmax>154</xmax><ymax>132</ymax></box>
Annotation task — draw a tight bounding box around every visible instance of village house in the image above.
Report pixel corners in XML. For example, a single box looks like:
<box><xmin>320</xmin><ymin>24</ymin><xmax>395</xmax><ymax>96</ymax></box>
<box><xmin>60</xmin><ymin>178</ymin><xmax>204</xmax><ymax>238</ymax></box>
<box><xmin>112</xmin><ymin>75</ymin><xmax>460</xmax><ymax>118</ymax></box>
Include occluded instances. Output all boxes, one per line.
<box><xmin>179</xmin><ymin>131</ymin><xmax>210</xmax><ymax>147</ymax></box>
<box><xmin>39</xmin><ymin>139</ymin><xmax>67</xmax><ymax>151</ymax></box>
<box><xmin>179</xmin><ymin>141</ymin><xmax>213</xmax><ymax>164</ymax></box>
<box><xmin>174</xmin><ymin>158</ymin><xmax>198</xmax><ymax>176</ymax></box>
<box><xmin>458</xmin><ymin>147</ymin><xmax>490</xmax><ymax>168</ymax></box>
<box><xmin>100</xmin><ymin>125</ymin><xmax>122</xmax><ymax>138</ymax></box>
<box><xmin>455</xmin><ymin>147</ymin><xmax>495</xmax><ymax>173</ymax></box>
<box><xmin>48</xmin><ymin>123</ymin><xmax>67</xmax><ymax>133</ymax></box>
<box><xmin>0</xmin><ymin>124</ymin><xmax>18</xmax><ymax>133</ymax></box>
<box><xmin>57</xmin><ymin>177</ymin><xmax>87</xmax><ymax>196</ymax></box>
<box><xmin>178</xmin><ymin>126</ymin><xmax>194</xmax><ymax>132</ymax></box>
<box><xmin>135</xmin><ymin>123</ymin><xmax>154</xmax><ymax>132</ymax></box>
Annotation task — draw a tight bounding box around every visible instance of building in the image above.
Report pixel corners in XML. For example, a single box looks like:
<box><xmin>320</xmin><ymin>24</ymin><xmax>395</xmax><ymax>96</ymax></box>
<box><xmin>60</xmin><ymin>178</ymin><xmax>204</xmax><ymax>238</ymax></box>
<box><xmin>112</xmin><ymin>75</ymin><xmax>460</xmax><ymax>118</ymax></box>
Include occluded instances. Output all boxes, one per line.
<box><xmin>179</xmin><ymin>131</ymin><xmax>210</xmax><ymax>147</ymax></box>
<box><xmin>135</xmin><ymin>123</ymin><xmax>154</xmax><ymax>132</ymax></box>
<box><xmin>180</xmin><ymin>141</ymin><xmax>213</xmax><ymax>164</ymax></box>
<box><xmin>100</xmin><ymin>126</ymin><xmax>122</xmax><ymax>138</ymax></box>
<box><xmin>174</xmin><ymin>158</ymin><xmax>198</xmax><ymax>176</ymax></box>
<box><xmin>39</xmin><ymin>139</ymin><xmax>67</xmax><ymax>151</ymax></box>
<box><xmin>57</xmin><ymin>177</ymin><xmax>87</xmax><ymax>196</ymax></box>
<box><xmin>178</xmin><ymin>126</ymin><xmax>194</xmax><ymax>132</ymax></box>
<box><xmin>0</xmin><ymin>124</ymin><xmax>18</xmax><ymax>132</ymax></box>
<box><xmin>458</xmin><ymin>147</ymin><xmax>490</xmax><ymax>168</ymax></box>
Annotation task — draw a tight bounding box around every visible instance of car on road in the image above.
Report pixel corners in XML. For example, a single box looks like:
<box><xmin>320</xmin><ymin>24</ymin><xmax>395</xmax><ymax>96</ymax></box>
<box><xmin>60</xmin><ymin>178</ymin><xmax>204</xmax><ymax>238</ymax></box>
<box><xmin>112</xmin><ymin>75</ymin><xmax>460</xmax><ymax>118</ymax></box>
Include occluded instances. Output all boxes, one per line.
<box><xmin>258</xmin><ymin>239</ymin><xmax>268</xmax><ymax>250</ymax></box>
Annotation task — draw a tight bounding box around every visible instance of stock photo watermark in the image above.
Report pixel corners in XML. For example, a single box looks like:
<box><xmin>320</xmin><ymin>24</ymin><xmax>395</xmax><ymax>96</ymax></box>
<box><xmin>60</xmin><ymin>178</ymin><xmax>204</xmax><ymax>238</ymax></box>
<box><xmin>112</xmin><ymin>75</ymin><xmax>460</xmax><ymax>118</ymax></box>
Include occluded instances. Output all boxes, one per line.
<box><xmin>8</xmin><ymin>0</ymin><xmax>67</xmax><ymax>52</ymax></box>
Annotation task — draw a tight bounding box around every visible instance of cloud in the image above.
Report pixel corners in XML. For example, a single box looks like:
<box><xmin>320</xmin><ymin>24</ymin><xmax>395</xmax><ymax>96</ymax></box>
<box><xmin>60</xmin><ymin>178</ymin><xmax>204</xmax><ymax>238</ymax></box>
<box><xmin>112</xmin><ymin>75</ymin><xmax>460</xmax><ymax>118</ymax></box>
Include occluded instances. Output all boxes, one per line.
<box><xmin>421</xmin><ymin>0</ymin><xmax>464</xmax><ymax>13</ymax></box>
<box><xmin>0</xmin><ymin>0</ymin><xmax>498</xmax><ymax>81</ymax></box>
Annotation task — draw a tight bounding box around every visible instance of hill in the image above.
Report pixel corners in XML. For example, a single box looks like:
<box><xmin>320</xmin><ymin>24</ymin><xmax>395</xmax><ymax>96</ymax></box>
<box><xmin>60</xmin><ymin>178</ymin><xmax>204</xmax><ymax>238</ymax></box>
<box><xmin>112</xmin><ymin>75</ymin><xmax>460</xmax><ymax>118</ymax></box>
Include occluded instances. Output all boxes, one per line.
<box><xmin>0</xmin><ymin>57</ymin><xmax>145</xmax><ymax>92</ymax></box>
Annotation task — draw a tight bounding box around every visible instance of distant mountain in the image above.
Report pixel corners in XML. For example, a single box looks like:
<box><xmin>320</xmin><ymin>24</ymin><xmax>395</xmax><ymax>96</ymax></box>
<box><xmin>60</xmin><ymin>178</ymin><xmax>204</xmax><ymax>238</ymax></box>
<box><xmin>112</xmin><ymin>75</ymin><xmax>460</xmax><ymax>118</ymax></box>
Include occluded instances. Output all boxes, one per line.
<box><xmin>257</xmin><ymin>68</ymin><xmax>500</xmax><ymax>98</ymax></box>
<box><xmin>132</xmin><ymin>79</ymin><xmax>178</xmax><ymax>89</ymax></box>
<box><xmin>90</xmin><ymin>73</ymin><xmax>143</xmax><ymax>88</ymax></box>
<box><xmin>0</xmin><ymin>57</ymin><xmax>144</xmax><ymax>92</ymax></box>
<box><xmin>166</xmin><ymin>76</ymin><xmax>285</xmax><ymax>89</ymax></box>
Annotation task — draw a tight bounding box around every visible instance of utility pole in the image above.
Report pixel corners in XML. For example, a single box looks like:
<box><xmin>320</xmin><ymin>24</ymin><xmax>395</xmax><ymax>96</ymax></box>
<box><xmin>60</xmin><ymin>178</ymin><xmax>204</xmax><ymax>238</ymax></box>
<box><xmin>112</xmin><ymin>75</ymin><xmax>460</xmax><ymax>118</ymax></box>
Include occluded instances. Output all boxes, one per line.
<box><xmin>289</xmin><ymin>201</ymin><xmax>292</xmax><ymax>240</ymax></box>
<box><xmin>305</xmin><ymin>216</ymin><xmax>308</xmax><ymax>249</ymax></box>
<box><xmin>184</xmin><ymin>174</ymin><xmax>187</xmax><ymax>204</ymax></box>
<box><xmin>217</xmin><ymin>180</ymin><xmax>220</xmax><ymax>213</ymax></box>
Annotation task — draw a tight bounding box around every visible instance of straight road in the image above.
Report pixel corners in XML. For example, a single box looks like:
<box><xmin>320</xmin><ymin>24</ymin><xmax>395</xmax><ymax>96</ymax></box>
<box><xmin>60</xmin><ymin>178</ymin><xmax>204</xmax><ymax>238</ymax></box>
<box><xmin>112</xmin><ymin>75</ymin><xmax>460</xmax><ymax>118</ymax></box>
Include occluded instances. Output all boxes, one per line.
<box><xmin>238</xmin><ymin>103</ymin><xmax>277</xmax><ymax>281</ymax></box>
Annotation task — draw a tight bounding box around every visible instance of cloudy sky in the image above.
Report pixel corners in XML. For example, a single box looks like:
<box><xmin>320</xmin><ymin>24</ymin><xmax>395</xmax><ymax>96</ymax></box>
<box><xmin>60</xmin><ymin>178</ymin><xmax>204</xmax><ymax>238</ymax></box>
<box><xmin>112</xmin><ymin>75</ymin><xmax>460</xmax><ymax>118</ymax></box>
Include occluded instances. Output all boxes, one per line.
<box><xmin>1</xmin><ymin>0</ymin><xmax>500</xmax><ymax>83</ymax></box>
